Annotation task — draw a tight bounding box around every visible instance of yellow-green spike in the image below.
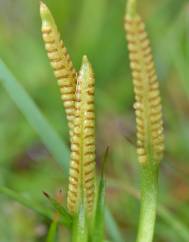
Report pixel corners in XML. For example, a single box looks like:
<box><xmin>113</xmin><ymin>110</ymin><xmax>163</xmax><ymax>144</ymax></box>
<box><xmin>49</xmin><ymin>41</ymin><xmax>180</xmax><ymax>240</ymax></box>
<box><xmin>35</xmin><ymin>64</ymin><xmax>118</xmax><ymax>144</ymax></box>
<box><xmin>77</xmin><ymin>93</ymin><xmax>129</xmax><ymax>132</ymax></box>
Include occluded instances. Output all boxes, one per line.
<box><xmin>67</xmin><ymin>55</ymin><xmax>96</xmax><ymax>216</ymax></box>
<box><xmin>40</xmin><ymin>2</ymin><xmax>77</xmax><ymax>139</ymax></box>
<box><xmin>124</xmin><ymin>0</ymin><xmax>164</xmax><ymax>164</ymax></box>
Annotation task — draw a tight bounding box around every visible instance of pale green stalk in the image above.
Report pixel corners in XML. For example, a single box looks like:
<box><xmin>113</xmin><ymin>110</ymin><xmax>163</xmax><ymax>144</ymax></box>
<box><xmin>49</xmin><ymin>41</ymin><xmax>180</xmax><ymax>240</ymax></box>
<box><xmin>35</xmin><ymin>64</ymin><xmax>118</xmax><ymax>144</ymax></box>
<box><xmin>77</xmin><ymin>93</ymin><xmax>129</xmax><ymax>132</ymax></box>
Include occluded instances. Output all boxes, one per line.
<box><xmin>72</xmin><ymin>205</ymin><xmax>88</xmax><ymax>242</ymax></box>
<box><xmin>136</xmin><ymin>164</ymin><xmax>159</xmax><ymax>242</ymax></box>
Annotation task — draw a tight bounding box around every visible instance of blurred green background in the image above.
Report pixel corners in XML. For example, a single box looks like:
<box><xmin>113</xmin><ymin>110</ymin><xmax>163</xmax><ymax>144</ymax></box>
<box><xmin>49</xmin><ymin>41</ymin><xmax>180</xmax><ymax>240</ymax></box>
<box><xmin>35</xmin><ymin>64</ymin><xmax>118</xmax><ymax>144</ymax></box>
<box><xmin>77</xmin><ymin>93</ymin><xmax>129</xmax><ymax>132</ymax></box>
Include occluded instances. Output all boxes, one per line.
<box><xmin>0</xmin><ymin>0</ymin><xmax>189</xmax><ymax>241</ymax></box>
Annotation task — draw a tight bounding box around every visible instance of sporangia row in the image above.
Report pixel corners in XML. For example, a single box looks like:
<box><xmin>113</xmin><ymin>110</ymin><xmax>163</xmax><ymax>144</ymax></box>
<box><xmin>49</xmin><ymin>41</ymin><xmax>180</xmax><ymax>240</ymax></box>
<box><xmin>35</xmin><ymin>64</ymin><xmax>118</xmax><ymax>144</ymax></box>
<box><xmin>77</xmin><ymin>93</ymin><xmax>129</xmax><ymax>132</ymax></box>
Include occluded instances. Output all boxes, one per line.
<box><xmin>40</xmin><ymin>2</ymin><xmax>77</xmax><ymax>139</ymax></box>
<box><xmin>67</xmin><ymin>56</ymin><xmax>96</xmax><ymax>215</ymax></box>
<box><xmin>124</xmin><ymin>11</ymin><xmax>164</xmax><ymax>164</ymax></box>
<box><xmin>40</xmin><ymin>2</ymin><xmax>96</xmax><ymax>216</ymax></box>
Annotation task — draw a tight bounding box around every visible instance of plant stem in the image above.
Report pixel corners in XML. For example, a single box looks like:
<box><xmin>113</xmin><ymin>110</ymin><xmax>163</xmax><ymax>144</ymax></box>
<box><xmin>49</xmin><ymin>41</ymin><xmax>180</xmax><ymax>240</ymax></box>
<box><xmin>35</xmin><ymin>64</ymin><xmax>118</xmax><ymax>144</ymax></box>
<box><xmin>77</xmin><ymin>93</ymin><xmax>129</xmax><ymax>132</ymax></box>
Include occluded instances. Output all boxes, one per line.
<box><xmin>127</xmin><ymin>0</ymin><xmax>137</xmax><ymax>18</ymax></box>
<box><xmin>136</xmin><ymin>164</ymin><xmax>159</xmax><ymax>242</ymax></box>
<box><xmin>72</xmin><ymin>205</ymin><xmax>88</xmax><ymax>242</ymax></box>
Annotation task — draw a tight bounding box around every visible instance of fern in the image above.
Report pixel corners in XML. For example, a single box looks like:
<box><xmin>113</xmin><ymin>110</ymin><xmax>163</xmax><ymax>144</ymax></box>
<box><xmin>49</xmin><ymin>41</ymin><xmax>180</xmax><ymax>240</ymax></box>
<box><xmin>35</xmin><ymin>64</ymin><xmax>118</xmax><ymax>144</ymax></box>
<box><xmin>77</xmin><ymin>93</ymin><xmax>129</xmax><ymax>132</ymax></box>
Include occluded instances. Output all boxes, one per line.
<box><xmin>67</xmin><ymin>56</ymin><xmax>96</xmax><ymax>216</ymax></box>
<box><xmin>40</xmin><ymin>2</ymin><xmax>77</xmax><ymax>139</ymax></box>
<box><xmin>125</xmin><ymin>3</ymin><xmax>164</xmax><ymax>165</ymax></box>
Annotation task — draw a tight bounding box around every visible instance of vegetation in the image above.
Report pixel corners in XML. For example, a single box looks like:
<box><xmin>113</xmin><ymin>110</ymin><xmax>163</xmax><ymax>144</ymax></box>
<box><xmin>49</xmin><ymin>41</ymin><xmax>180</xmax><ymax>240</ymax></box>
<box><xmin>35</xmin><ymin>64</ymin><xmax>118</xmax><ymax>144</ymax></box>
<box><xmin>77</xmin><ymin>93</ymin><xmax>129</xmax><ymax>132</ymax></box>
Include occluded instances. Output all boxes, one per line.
<box><xmin>0</xmin><ymin>0</ymin><xmax>189</xmax><ymax>241</ymax></box>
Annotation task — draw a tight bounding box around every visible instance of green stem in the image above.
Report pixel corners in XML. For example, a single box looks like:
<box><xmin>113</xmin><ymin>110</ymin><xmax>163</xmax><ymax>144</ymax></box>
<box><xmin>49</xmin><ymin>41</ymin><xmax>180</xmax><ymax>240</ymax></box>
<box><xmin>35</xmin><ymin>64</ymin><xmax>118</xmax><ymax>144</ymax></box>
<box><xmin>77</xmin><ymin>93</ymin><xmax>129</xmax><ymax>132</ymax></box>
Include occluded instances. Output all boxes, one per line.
<box><xmin>136</xmin><ymin>164</ymin><xmax>159</xmax><ymax>242</ymax></box>
<box><xmin>127</xmin><ymin>0</ymin><xmax>137</xmax><ymax>18</ymax></box>
<box><xmin>72</xmin><ymin>205</ymin><xmax>88</xmax><ymax>242</ymax></box>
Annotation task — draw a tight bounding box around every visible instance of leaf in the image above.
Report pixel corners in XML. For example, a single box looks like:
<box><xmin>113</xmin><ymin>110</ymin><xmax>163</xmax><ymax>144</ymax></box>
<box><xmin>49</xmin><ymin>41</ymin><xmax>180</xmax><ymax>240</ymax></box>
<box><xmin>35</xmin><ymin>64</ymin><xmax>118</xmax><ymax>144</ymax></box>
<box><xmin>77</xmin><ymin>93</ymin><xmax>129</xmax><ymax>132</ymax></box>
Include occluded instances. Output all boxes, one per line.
<box><xmin>0</xmin><ymin>186</ymin><xmax>52</xmax><ymax>219</ymax></box>
<box><xmin>91</xmin><ymin>147</ymin><xmax>109</xmax><ymax>242</ymax></box>
<box><xmin>46</xmin><ymin>221</ymin><xmax>58</xmax><ymax>242</ymax></box>
<box><xmin>105</xmin><ymin>209</ymin><xmax>125</xmax><ymax>242</ymax></box>
<box><xmin>92</xmin><ymin>174</ymin><xmax>105</xmax><ymax>242</ymax></box>
<box><xmin>0</xmin><ymin>59</ymin><xmax>69</xmax><ymax>173</ymax></box>
<box><xmin>100</xmin><ymin>148</ymin><xmax>124</xmax><ymax>242</ymax></box>
<box><xmin>158</xmin><ymin>206</ymin><xmax>189</xmax><ymax>242</ymax></box>
<box><xmin>44</xmin><ymin>192</ymin><xmax>72</xmax><ymax>227</ymax></box>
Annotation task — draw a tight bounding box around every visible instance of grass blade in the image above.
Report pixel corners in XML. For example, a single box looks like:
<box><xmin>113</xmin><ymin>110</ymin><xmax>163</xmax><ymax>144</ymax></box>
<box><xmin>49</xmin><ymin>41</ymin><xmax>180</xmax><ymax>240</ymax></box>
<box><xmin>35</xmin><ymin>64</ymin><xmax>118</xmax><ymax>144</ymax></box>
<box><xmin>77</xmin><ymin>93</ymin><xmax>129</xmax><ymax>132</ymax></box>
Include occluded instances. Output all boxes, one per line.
<box><xmin>92</xmin><ymin>153</ymin><xmax>106</xmax><ymax>242</ymax></box>
<box><xmin>105</xmin><ymin>208</ymin><xmax>124</xmax><ymax>242</ymax></box>
<box><xmin>46</xmin><ymin>221</ymin><xmax>58</xmax><ymax>242</ymax></box>
<box><xmin>0</xmin><ymin>186</ymin><xmax>52</xmax><ymax>219</ymax></box>
<box><xmin>92</xmin><ymin>178</ymin><xmax>105</xmax><ymax>242</ymax></box>
<box><xmin>0</xmin><ymin>59</ymin><xmax>69</xmax><ymax>173</ymax></box>
<box><xmin>0</xmin><ymin>59</ymin><xmax>124</xmax><ymax>241</ymax></box>
<box><xmin>44</xmin><ymin>192</ymin><xmax>72</xmax><ymax>227</ymax></box>
<box><xmin>158</xmin><ymin>206</ymin><xmax>189</xmax><ymax>242</ymax></box>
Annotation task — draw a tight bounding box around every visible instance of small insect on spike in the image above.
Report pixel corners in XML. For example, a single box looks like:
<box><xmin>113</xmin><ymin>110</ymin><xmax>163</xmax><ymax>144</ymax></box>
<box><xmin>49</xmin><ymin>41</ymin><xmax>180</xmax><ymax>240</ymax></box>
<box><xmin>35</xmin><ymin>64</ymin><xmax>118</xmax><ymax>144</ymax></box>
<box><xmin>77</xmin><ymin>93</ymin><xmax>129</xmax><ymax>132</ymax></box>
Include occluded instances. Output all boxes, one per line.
<box><xmin>124</xmin><ymin>0</ymin><xmax>164</xmax><ymax>164</ymax></box>
<box><xmin>40</xmin><ymin>2</ymin><xmax>77</xmax><ymax>139</ymax></box>
<box><xmin>67</xmin><ymin>55</ymin><xmax>96</xmax><ymax>216</ymax></box>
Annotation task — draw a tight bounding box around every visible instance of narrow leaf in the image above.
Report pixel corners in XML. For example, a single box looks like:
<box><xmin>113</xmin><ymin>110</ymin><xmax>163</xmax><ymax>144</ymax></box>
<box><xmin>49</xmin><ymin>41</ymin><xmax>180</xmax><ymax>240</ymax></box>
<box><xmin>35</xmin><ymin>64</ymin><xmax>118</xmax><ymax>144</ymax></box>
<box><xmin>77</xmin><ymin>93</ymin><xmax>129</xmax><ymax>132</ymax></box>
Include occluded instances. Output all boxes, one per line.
<box><xmin>0</xmin><ymin>59</ymin><xmax>69</xmax><ymax>173</ymax></box>
<box><xmin>46</xmin><ymin>221</ymin><xmax>58</xmax><ymax>242</ymax></box>
<box><xmin>44</xmin><ymin>192</ymin><xmax>72</xmax><ymax>227</ymax></box>
<box><xmin>105</xmin><ymin>209</ymin><xmax>124</xmax><ymax>242</ymax></box>
<box><xmin>92</xmin><ymin>177</ymin><xmax>105</xmax><ymax>242</ymax></box>
<box><xmin>158</xmin><ymin>206</ymin><xmax>189</xmax><ymax>242</ymax></box>
<box><xmin>0</xmin><ymin>186</ymin><xmax>52</xmax><ymax>219</ymax></box>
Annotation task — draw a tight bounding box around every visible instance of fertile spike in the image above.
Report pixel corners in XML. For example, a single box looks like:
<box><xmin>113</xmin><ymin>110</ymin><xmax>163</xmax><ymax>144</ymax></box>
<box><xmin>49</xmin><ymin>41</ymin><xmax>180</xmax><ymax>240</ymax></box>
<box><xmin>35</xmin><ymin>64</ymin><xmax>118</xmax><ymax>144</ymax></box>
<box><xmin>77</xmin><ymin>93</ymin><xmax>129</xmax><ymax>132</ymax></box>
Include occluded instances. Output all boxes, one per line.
<box><xmin>124</xmin><ymin>0</ymin><xmax>164</xmax><ymax>164</ymax></box>
<box><xmin>67</xmin><ymin>56</ymin><xmax>96</xmax><ymax>215</ymax></box>
<box><xmin>40</xmin><ymin>2</ymin><xmax>77</xmax><ymax>139</ymax></box>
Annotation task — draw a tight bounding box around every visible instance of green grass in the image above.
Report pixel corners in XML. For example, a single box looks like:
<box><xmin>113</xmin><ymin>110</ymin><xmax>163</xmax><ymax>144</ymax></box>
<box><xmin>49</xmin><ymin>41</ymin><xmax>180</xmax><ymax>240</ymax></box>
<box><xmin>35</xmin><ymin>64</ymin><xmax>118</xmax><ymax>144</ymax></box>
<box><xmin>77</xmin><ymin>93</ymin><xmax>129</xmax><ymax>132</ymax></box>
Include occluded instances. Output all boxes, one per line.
<box><xmin>0</xmin><ymin>0</ymin><xmax>189</xmax><ymax>241</ymax></box>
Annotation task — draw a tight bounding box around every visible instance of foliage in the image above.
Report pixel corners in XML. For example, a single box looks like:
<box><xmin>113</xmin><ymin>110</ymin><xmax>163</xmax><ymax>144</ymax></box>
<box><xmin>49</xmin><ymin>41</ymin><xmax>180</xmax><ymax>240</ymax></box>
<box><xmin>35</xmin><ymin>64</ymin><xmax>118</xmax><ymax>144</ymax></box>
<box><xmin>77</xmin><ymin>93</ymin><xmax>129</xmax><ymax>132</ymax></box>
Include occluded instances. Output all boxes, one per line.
<box><xmin>0</xmin><ymin>0</ymin><xmax>189</xmax><ymax>241</ymax></box>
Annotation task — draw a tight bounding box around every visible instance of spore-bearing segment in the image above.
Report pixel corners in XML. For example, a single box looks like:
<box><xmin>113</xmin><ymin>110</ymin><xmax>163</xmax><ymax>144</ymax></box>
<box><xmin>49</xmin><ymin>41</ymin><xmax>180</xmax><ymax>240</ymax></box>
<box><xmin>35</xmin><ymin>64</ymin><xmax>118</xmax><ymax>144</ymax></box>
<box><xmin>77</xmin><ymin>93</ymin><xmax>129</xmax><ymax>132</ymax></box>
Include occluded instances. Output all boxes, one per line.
<box><xmin>67</xmin><ymin>56</ymin><xmax>96</xmax><ymax>215</ymax></box>
<box><xmin>125</xmin><ymin>15</ymin><xmax>164</xmax><ymax>164</ymax></box>
<box><xmin>40</xmin><ymin>2</ymin><xmax>96</xmax><ymax>217</ymax></box>
<box><xmin>40</xmin><ymin>2</ymin><xmax>77</xmax><ymax>139</ymax></box>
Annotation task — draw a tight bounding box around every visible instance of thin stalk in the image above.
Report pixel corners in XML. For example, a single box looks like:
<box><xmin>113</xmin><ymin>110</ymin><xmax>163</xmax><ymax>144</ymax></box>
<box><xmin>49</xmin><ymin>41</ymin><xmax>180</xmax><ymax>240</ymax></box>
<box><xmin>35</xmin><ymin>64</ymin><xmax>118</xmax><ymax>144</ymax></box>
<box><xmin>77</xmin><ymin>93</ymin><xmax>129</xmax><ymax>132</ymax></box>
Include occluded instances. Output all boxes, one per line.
<box><xmin>127</xmin><ymin>0</ymin><xmax>137</xmax><ymax>17</ymax></box>
<box><xmin>136</xmin><ymin>164</ymin><xmax>159</xmax><ymax>242</ymax></box>
<box><xmin>72</xmin><ymin>205</ymin><xmax>88</xmax><ymax>242</ymax></box>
